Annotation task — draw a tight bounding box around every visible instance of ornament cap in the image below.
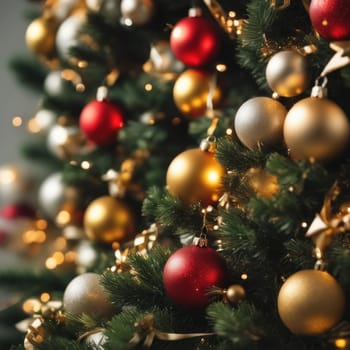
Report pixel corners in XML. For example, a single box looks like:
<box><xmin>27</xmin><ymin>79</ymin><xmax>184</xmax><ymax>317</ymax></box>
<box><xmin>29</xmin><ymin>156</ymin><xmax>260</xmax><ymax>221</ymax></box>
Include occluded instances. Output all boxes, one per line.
<box><xmin>200</xmin><ymin>136</ymin><xmax>217</xmax><ymax>153</ymax></box>
<box><xmin>96</xmin><ymin>86</ymin><xmax>109</xmax><ymax>101</ymax></box>
<box><xmin>188</xmin><ymin>7</ymin><xmax>202</xmax><ymax>17</ymax></box>
<box><xmin>311</xmin><ymin>85</ymin><xmax>327</xmax><ymax>98</ymax></box>
<box><xmin>193</xmin><ymin>236</ymin><xmax>208</xmax><ymax>247</ymax></box>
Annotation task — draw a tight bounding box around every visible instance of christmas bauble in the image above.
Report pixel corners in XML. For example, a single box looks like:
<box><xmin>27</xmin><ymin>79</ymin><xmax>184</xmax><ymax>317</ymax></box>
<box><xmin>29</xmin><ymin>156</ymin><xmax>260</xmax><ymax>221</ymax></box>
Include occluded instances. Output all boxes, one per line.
<box><xmin>52</xmin><ymin>0</ymin><xmax>85</xmax><ymax>21</ymax></box>
<box><xmin>173</xmin><ymin>69</ymin><xmax>223</xmax><ymax>118</ymax></box>
<box><xmin>309</xmin><ymin>0</ymin><xmax>350</xmax><ymax>40</ymax></box>
<box><xmin>38</xmin><ymin>172</ymin><xmax>66</xmax><ymax>220</ymax></box>
<box><xmin>47</xmin><ymin>123</ymin><xmax>86</xmax><ymax>160</ymax></box>
<box><xmin>79</xmin><ymin>100</ymin><xmax>125</xmax><ymax>146</ymax></box>
<box><xmin>25</xmin><ymin>15</ymin><xmax>57</xmax><ymax>59</ymax></box>
<box><xmin>44</xmin><ymin>70</ymin><xmax>76</xmax><ymax>97</ymax></box>
<box><xmin>234</xmin><ymin>97</ymin><xmax>287</xmax><ymax>150</ymax></box>
<box><xmin>170</xmin><ymin>8</ymin><xmax>221</xmax><ymax>67</ymax></box>
<box><xmin>63</xmin><ymin>273</ymin><xmax>114</xmax><ymax>319</ymax></box>
<box><xmin>56</xmin><ymin>12</ymin><xmax>86</xmax><ymax>61</ymax></box>
<box><xmin>86</xmin><ymin>0</ymin><xmax>121</xmax><ymax>23</ymax></box>
<box><xmin>265</xmin><ymin>50</ymin><xmax>309</xmax><ymax>97</ymax></box>
<box><xmin>166</xmin><ymin>148</ymin><xmax>225</xmax><ymax>205</ymax></box>
<box><xmin>225</xmin><ymin>284</ymin><xmax>246</xmax><ymax>304</ymax></box>
<box><xmin>277</xmin><ymin>269</ymin><xmax>345</xmax><ymax>335</ymax></box>
<box><xmin>120</xmin><ymin>0</ymin><xmax>154</xmax><ymax>26</ymax></box>
<box><xmin>0</xmin><ymin>203</ymin><xmax>35</xmax><ymax>220</ymax></box>
<box><xmin>283</xmin><ymin>97</ymin><xmax>350</xmax><ymax>161</ymax></box>
<box><xmin>33</xmin><ymin>109</ymin><xmax>57</xmax><ymax>133</ymax></box>
<box><xmin>83</xmin><ymin>196</ymin><xmax>135</xmax><ymax>244</ymax></box>
<box><xmin>163</xmin><ymin>244</ymin><xmax>227</xmax><ymax>308</ymax></box>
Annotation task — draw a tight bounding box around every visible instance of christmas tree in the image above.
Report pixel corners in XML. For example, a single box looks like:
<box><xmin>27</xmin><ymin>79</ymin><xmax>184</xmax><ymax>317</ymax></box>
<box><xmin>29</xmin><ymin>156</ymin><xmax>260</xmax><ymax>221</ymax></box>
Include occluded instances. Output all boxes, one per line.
<box><xmin>2</xmin><ymin>0</ymin><xmax>350</xmax><ymax>349</ymax></box>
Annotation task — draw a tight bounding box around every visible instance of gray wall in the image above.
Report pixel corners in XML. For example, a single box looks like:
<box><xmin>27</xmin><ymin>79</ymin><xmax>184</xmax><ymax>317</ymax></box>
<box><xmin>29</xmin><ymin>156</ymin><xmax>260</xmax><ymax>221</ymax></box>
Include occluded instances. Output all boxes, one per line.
<box><xmin>0</xmin><ymin>2</ymin><xmax>39</xmax><ymax>164</ymax></box>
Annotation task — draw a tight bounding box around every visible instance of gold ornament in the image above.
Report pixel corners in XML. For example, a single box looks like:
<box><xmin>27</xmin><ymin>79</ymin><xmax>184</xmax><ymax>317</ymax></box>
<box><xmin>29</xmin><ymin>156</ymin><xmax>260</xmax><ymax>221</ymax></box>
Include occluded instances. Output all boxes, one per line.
<box><xmin>166</xmin><ymin>148</ymin><xmax>225</xmax><ymax>205</ymax></box>
<box><xmin>283</xmin><ymin>95</ymin><xmax>350</xmax><ymax>162</ymax></box>
<box><xmin>266</xmin><ymin>50</ymin><xmax>310</xmax><ymax>97</ymax></box>
<box><xmin>25</xmin><ymin>15</ymin><xmax>57</xmax><ymax>59</ymax></box>
<box><xmin>224</xmin><ymin>284</ymin><xmax>246</xmax><ymax>304</ymax></box>
<box><xmin>277</xmin><ymin>269</ymin><xmax>345</xmax><ymax>335</ymax></box>
<box><xmin>84</xmin><ymin>196</ymin><xmax>136</xmax><ymax>244</ymax></box>
<box><xmin>246</xmin><ymin>167</ymin><xmax>279</xmax><ymax>198</ymax></box>
<box><xmin>234</xmin><ymin>97</ymin><xmax>287</xmax><ymax>150</ymax></box>
<box><xmin>173</xmin><ymin>69</ymin><xmax>222</xmax><ymax>118</ymax></box>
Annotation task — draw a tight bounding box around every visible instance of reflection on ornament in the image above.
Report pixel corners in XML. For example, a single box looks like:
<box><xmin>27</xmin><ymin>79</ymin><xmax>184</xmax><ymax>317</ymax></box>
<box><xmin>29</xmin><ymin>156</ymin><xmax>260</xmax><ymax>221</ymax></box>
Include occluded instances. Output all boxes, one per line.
<box><xmin>173</xmin><ymin>69</ymin><xmax>222</xmax><ymax>118</ymax></box>
<box><xmin>63</xmin><ymin>273</ymin><xmax>114</xmax><ymax>319</ymax></box>
<box><xmin>25</xmin><ymin>15</ymin><xmax>57</xmax><ymax>60</ymax></box>
<box><xmin>170</xmin><ymin>8</ymin><xmax>221</xmax><ymax>67</ymax></box>
<box><xmin>277</xmin><ymin>269</ymin><xmax>345</xmax><ymax>335</ymax></box>
<box><xmin>120</xmin><ymin>0</ymin><xmax>154</xmax><ymax>26</ymax></box>
<box><xmin>166</xmin><ymin>148</ymin><xmax>225</xmax><ymax>206</ymax></box>
<box><xmin>234</xmin><ymin>97</ymin><xmax>287</xmax><ymax>150</ymax></box>
<box><xmin>83</xmin><ymin>196</ymin><xmax>136</xmax><ymax>244</ymax></box>
<box><xmin>266</xmin><ymin>50</ymin><xmax>309</xmax><ymax>97</ymax></box>
<box><xmin>283</xmin><ymin>95</ymin><xmax>350</xmax><ymax>161</ymax></box>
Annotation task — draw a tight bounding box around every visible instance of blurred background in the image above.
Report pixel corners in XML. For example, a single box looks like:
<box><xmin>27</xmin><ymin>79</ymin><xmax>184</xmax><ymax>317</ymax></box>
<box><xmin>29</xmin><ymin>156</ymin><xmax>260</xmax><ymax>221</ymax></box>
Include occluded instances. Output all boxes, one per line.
<box><xmin>0</xmin><ymin>2</ymin><xmax>39</xmax><ymax>164</ymax></box>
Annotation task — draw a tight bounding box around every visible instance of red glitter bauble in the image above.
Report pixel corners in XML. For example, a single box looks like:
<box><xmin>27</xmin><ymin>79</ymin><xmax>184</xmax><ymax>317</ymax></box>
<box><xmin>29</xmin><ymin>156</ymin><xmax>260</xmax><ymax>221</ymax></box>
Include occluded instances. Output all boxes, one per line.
<box><xmin>163</xmin><ymin>244</ymin><xmax>227</xmax><ymax>309</ymax></box>
<box><xmin>309</xmin><ymin>0</ymin><xmax>350</xmax><ymax>40</ymax></box>
<box><xmin>170</xmin><ymin>9</ymin><xmax>221</xmax><ymax>67</ymax></box>
<box><xmin>79</xmin><ymin>100</ymin><xmax>124</xmax><ymax>146</ymax></box>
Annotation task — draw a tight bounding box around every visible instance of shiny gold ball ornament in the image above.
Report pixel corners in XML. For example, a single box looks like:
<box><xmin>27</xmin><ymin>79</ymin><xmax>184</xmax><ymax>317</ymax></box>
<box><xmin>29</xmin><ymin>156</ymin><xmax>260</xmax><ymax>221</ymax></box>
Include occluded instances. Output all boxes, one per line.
<box><xmin>234</xmin><ymin>97</ymin><xmax>287</xmax><ymax>150</ymax></box>
<box><xmin>166</xmin><ymin>148</ymin><xmax>225</xmax><ymax>205</ymax></box>
<box><xmin>63</xmin><ymin>272</ymin><xmax>114</xmax><ymax>319</ymax></box>
<box><xmin>277</xmin><ymin>269</ymin><xmax>345</xmax><ymax>335</ymax></box>
<box><xmin>173</xmin><ymin>69</ymin><xmax>223</xmax><ymax>118</ymax></box>
<box><xmin>83</xmin><ymin>196</ymin><xmax>135</xmax><ymax>244</ymax></box>
<box><xmin>25</xmin><ymin>15</ymin><xmax>57</xmax><ymax>59</ymax></box>
<box><xmin>283</xmin><ymin>94</ymin><xmax>350</xmax><ymax>162</ymax></box>
<box><xmin>225</xmin><ymin>284</ymin><xmax>246</xmax><ymax>304</ymax></box>
<box><xmin>266</xmin><ymin>50</ymin><xmax>309</xmax><ymax>97</ymax></box>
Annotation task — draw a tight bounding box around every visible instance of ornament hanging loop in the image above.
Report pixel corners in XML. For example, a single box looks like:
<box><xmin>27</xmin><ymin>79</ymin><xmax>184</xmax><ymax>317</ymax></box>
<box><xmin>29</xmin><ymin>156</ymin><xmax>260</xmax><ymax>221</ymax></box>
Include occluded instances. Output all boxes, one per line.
<box><xmin>193</xmin><ymin>209</ymin><xmax>209</xmax><ymax>247</ymax></box>
<box><xmin>311</xmin><ymin>76</ymin><xmax>328</xmax><ymax>98</ymax></box>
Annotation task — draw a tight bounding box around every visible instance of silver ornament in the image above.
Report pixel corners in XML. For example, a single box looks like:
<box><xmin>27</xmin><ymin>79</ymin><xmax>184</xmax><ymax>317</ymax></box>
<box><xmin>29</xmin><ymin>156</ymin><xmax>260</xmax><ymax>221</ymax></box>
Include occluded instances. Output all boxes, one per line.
<box><xmin>47</xmin><ymin>124</ymin><xmax>85</xmax><ymax>160</ymax></box>
<box><xmin>234</xmin><ymin>96</ymin><xmax>287</xmax><ymax>150</ymax></box>
<box><xmin>33</xmin><ymin>109</ymin><xmax>57</xmax><ymax>133</ymax></box>
<box><xmin>38</xmin><ymin>172</ymin><xmax>66</xmax><ymax>220</ymax></box>
<box><xmin>120</xmin><ymin>0</ymin><xmax>154</xmax><ymax>26</ymax></box>
<box><xmin>75</xmin><ymin>240</ymin><xmax>98</xmax><ymax>273</ymax></box>
<box><xmin>56</xmin><ymin>13</ymin><xmax>86</xmax><ymax>60</ymax></box>
<box><xmin>52</xmin><ymin>0</ymin><xmax>82</xmax><ymax>22</ymax></box>
<box><xmin>44</xmin><ymin>70</ymin><xmax>75</xmax><ymax>97</ymax></box>
<box><xmin>63</xmin><ymin>272</ymin><xmax>114</xmax><ymax>319</ymax></box>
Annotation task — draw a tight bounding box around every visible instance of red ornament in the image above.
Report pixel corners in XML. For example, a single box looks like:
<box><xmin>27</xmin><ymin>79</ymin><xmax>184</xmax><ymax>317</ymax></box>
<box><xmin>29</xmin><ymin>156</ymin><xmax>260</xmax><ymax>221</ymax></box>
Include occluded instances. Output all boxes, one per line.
<box><xmin>170</xmin><ymin>8</ymin><xmax>221</xmax><ymax>67</ymax></box>
<box><xmin>79</xmin><ymin>100</ymin><xmax>124</xmax><ymax>146</ymax></box>
<box><xmin>0</xmin><ymin>203</ymin><xmax>35</xmax><ymax>219</ymax></box>
<box><xmin>309</xmin><ymin>0</ymin><xmax>350</xmax><ymax>40</ymax></box>
<box><xmin>163</xmin><ymin>243</ymin><xmax>227</xmax><ymax>309</ymax></box>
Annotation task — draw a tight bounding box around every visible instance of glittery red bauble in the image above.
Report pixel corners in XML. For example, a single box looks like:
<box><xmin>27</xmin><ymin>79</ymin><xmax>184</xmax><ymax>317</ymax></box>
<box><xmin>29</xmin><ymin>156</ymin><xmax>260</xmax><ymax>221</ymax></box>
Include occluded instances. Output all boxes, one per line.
<box><xmin>309</xmin><ymin>0</ymin><xmax>350</xmax><ymax>40</ymax></box>
<box><xmin>79</xmin><ymin>100</ymin><xmax>124</xmax><ymax>146</ymax></box>
<box><xmin>163</xmin><ymin>244</ymin><xmax>227</xmax><ymax>309</ymax></box>
<box><xmin>170</xmin><ymin>10</ymin><xmax>221</xmax><ymax>67</ymax></box>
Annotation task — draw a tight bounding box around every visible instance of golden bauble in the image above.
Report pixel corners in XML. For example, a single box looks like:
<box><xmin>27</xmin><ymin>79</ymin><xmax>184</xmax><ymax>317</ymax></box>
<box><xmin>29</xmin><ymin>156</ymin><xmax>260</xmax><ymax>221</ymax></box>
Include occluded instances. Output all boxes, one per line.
<box><xmin>277</xmin><ymin>269</ymin><xmax>345</xmax><ymax>335</ymax></box>
<box><xmin>234</xmin><ymin>97</ymin><xmax>287</xmax><ymax>150</ymax></box>
<box><xmin>25</xmin><ymin>16</ymin><xmax>57</xmax><ymax>59</ymax></box>
<box><xmin>246</xmin><ymin>167</ymin><xmax>279</xmax><ymax>198</ymax></box>
<box><xmin>266</xmin><ymin>50</ymin><xmax>309</xmax><ymax>97</ymax></box>
<box><xmin>283</xmin><ymin>97</ymin><xmax>350</xmax><ymax>162</ymax></box>
<box><xmin>166</xmin><ymin>148</ymin><xmax>225</xmax><ymax>205</ymax></box>
<box><xmin>84</xmin><ymin>196</ymin><xmax>135</xmax><ymax>244</ymax></box>
<box><xmin>173</xmin><ymin>69</ymin><xmax>223</xmax><ymax>118</ymax></box>
<box><xmin>225</xmin><ymin>284</ymin><xmax>246</xmax><ymax>304</ymax></box>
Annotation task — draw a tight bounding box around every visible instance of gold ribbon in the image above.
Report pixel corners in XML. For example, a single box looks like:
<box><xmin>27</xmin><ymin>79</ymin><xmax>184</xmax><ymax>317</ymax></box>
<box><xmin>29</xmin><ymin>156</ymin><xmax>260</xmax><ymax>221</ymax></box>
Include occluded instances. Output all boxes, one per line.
<box><xmin>321</xmin><ymin>41</ymin><xmax>350</xmax><ymax>77</ymax></box>
<box><xmin>129</xmin><ymin>314</ymin><xmax>214</xmax><ymax>348</ymax></box>
<box><xmin>305</xmin><ymin>182</ymin><xmax>350</xmax><ymax>258</ymax></box>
